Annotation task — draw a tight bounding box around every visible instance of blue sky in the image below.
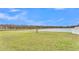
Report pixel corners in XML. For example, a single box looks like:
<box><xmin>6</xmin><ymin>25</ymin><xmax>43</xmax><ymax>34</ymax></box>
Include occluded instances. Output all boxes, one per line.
<box><xmin>0</xmin><ymin>8</ymin><xmax>79</xmax><ymax>26</ymax></box>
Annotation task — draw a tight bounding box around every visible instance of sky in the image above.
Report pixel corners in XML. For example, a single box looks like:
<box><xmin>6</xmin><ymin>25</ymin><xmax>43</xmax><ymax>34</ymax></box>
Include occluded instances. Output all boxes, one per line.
<box><xmin>0</xmin><ymin>8</ymin><xmax>79</xmax><ymax>26</ymax></box>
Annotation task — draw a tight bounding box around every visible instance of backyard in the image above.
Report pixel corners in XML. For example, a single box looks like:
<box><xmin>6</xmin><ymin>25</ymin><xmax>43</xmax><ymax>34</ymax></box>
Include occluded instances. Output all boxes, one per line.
<box><xmin>0</xmin><ymin>31</ymin><xmax>79</xmax><ymax>51</ymax></box>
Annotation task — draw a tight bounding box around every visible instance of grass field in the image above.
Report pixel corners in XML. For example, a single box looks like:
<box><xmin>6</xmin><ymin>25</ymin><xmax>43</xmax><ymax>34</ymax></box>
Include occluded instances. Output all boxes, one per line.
<box><xmin>0</xmin><ymin>31</ymin><xmax>79</xmax><ymax>51</ymax></box>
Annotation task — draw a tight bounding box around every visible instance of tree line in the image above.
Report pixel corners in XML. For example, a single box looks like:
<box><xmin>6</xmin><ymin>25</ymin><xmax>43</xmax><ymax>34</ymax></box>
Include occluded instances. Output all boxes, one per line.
<box><xmin>0</xmin><ymin>24</ymin><xmax>78</xmax><ymax>30</ymax></box>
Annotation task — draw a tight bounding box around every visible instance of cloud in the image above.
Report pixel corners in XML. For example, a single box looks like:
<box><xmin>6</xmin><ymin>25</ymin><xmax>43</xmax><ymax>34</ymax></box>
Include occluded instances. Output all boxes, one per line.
<box><xmin>0</xmin><ymin>13</ymin><xmax>16</xmax><ymax>20</ymax></box>
<box><xmin>54</xmin><ymin>8</ymin><xmax>65</xmax><ymax>10</ymax></box>
<box><xmin>0</xmin><ymin>10</ymin><xmax>66</xmax><ymax>25</ymax></box>
<box><xmin>0</xmin><ymin>13</ymin><xmax>7</xmax><ymax>19</ymax></box>
<box><xmin>24</xmin><ymin>19</ymin><xmax>45</xmax><ymax>25</ymax></box>
<box><xmin>56</xmin><ymin>18</ymin><xmax>64</xmax><ymax>22</ymax></box>
<box><xmin>0</xmin><ymin>13</ymin><xmax>12</xmax><ymax>20</ymax></box>
<box><xmin>46</xmin><ymin>18</ymin><xmax>65</xmax><ymax>26</ymax></box>
<box><xmin>47</xmin><ymin>18</ymin><xmax>64</xmax><ymax>23</ymax></box>
<box><xmin>0</xmin><ymin>11</ymin><xmax>27</xmax><ymax>20</ymax></box>
<box><xmin>9</xmin><ymin>8</ymin><xmax>20</xmax><ymax>12</ymax></box>
<box><xmin>0</xmin><ymin>11</ymin><xmax>42</xmax><ymax>25</ymax></box>
<box><xmin>0</xmin><ymin>9</ymin><xmax>46</xmax><ymax>25</ymax></box>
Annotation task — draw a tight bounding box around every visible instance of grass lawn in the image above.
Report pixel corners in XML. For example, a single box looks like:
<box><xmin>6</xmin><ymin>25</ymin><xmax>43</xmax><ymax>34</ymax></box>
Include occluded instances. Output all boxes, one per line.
<box><xmin>0</xmin><ymin>31</ymin><xmax>79</xmax><ymax>51</ymax></box>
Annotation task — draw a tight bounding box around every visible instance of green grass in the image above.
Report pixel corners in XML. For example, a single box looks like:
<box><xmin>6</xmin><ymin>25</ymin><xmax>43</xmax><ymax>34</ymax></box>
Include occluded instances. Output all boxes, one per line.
<box><xmin>0</xmin><ymin>31</ymin><xmax>79</xmax><ymax>51</ymax></box>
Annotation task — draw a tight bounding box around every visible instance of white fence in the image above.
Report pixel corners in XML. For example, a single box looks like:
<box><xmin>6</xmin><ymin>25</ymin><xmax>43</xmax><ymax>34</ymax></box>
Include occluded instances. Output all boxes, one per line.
<box><xmin>38</xmin><ymin>28</ymin><xmax>73</xmax><ymax>32</ymax></box>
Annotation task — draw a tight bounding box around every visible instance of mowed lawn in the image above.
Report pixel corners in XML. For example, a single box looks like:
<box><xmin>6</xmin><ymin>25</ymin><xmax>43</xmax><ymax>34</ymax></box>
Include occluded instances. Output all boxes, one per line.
<box><xmin>0</xmin><ymin>31</ymin><xmax>79</xmax><ymax>51</ymax></box>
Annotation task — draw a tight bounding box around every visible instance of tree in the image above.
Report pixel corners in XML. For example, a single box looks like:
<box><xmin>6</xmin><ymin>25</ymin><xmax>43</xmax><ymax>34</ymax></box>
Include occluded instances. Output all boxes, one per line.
<box><xmin>35</xmin><ymin>26</ymin><xmax>39</xmax><ymax>33</ymax></box>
